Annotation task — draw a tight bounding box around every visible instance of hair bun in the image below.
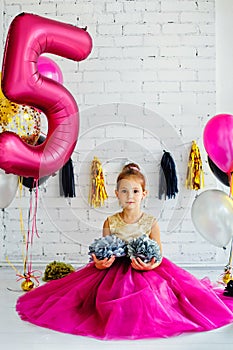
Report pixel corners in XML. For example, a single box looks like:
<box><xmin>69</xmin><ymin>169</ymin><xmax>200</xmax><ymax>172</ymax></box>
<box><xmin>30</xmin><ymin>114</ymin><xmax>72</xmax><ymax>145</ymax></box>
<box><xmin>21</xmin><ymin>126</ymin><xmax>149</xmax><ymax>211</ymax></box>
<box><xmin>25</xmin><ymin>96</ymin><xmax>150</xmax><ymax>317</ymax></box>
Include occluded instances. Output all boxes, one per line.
<box><xmin>117</xmin><ymin>162</ymin><xmax>145</xmax><ymax>191</ymax></box>
<box><xmin>122</xmin><ymin>163</ymin><xmax>140</xmax><ymax>172</ymax></box>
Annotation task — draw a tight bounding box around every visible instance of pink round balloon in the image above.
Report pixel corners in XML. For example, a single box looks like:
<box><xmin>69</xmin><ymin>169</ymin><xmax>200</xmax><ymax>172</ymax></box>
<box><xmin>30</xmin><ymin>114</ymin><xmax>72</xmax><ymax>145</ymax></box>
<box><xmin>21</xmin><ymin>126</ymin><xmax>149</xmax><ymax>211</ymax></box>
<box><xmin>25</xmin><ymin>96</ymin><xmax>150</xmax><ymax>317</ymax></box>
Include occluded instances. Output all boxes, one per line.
<box><xmin>203</xmin><ymin>114</ymin><xmax>233</xmax><ymax>174</ymax></box>
<box><xmin>0</xmin><ymin>13</ymin><xmax>92</xmax><ymax>179</ymax></box>
<box><xmin>38</xmin><ymin>56</ymin><xmax>63</xmax><ymax>84</ymax></box>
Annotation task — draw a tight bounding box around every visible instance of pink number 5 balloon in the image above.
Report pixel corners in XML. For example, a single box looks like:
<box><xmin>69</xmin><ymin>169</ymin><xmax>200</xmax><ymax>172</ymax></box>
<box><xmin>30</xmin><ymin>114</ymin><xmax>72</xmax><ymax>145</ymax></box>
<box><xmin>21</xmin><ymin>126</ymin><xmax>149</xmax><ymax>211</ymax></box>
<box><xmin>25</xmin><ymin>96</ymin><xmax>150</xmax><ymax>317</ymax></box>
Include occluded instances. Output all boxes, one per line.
<box><xmin>0</xmin><ymin>13</ymin><xmax>92</xmax><ymax>178</ymax></box>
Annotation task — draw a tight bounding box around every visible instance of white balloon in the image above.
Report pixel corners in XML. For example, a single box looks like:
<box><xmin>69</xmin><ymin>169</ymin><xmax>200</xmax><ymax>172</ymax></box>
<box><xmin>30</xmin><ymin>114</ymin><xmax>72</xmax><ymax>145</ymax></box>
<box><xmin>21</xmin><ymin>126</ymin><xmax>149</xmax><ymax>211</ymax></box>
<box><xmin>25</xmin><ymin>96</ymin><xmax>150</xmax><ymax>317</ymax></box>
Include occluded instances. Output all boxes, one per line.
<box><xmin>0</xmin><ymin>169</ymin><xmax>18</xmax><ymax>209</ymax></box>
<box><xmin>191</xmin><ymin>189</ymin><xmax>233</xmax><ymax>248</ymax></box>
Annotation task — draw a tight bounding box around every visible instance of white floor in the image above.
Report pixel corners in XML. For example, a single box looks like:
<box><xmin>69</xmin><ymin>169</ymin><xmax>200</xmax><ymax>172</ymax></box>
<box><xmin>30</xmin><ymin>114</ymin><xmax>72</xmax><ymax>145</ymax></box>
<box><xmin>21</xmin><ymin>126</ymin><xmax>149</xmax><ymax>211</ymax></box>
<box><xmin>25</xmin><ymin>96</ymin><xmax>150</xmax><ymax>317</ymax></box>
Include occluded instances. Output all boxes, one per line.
<box><xmin>1</xmin><ymin>266</ymin><xmax>233</xmax><ymax>350</ymax></box>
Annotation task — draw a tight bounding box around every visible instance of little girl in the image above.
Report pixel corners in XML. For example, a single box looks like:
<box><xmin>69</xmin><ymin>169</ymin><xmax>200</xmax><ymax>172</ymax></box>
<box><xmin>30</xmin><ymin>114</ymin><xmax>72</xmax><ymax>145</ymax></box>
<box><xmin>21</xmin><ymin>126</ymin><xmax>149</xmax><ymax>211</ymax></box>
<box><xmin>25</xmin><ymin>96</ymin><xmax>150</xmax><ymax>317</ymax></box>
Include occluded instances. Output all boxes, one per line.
<box><xmin>16</xmin><ymin>163</ymin><xmax>233</xmax><ymax>340</ymax></box>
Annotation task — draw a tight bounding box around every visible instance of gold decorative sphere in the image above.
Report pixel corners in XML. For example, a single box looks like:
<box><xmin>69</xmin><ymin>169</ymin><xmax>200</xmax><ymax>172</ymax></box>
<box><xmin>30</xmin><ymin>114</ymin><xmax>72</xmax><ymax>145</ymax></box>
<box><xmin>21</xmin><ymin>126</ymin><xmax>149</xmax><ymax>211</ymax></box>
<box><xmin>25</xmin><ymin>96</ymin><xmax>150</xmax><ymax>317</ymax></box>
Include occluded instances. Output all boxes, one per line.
<box><xmin>21</xmin><ymin>279</ymin><xmax>34</xmax><ymax>291</ymax></box>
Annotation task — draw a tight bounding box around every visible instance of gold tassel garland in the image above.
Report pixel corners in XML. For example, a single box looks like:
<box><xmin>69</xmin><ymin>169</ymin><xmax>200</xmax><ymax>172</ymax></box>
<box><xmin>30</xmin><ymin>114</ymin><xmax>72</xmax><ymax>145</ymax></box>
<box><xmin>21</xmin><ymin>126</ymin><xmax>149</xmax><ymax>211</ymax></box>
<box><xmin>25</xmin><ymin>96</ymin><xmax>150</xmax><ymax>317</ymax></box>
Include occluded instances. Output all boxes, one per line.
<box><xmin>89</xmin><ymin>157</ymin><xmax>108</xmax><ymax>208</ymax></box>
<box><xmin>185</xmin><ymin>140</ymin><xmax>204</xmax><ymax>190</ymax></box>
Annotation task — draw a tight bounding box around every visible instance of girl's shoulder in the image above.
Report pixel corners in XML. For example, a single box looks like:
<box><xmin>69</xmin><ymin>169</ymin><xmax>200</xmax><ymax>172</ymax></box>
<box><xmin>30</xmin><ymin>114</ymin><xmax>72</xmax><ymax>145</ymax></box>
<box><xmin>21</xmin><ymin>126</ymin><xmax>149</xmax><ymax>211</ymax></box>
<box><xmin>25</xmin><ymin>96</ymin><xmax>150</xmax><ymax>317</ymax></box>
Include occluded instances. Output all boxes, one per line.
<box><xmin>107</xmin><ymin>213</ymin><xmax>124</xmax><ymax>235</ymax></box>
<box><xmin>140</xmin><ymin>212</ymin><xmax>156</xmax><ymax>226</ymax></box>
<box><xmin>107</xmin><ymin>212</ymin><xmax>121</xmax><ymax>224</ymax></box>
<box><xmin>141</xmin><ymin>212</ymin><xmax>155</xmax><ymax>220</ymax></box>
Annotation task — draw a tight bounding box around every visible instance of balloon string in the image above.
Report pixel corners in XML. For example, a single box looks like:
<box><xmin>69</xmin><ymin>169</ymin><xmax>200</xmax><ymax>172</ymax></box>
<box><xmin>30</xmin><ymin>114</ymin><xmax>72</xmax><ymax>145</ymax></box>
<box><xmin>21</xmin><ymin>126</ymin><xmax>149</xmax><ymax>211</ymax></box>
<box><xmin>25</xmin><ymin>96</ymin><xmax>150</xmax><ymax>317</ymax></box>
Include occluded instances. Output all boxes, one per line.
<box><xmin>26</xmin><ymin>180</ymin><xmax>39</xmax><ymax>276</ymax></box>
<box><xmin>32</xmin><ymin>179</ymin><xmax>39</xmax><ymax>239</ymax></box>
<box><xmin>218</xmin><ymin>238</ymin><xmax>233</xmax><ymax>285</ymax></box>
<box><xmin>6</xmin><ymin>178</ymin><xmax>28</xmax><ymax>277</ymax></box>
<box><xmin>16</xmin><ymin>270</ymin><xmax>42</xmax><ymax>286</ymax></box>
<box><xmin>18</xmin><ymin>177</ymin><xmax>27</xmax><ymax>274</ymax></box>
<box><xmin>228</xmin><ymin>238</ymin><xmax>233</xmax><ymax>267</ymax></box>
<box><xmin>5</xmin><ymin>256</ymin><xmax>22</xmax><ymax>276</ymax></box>
<box><xmin>6</xmin><ymin>178</ymin><xmax>41</xmax><ymax>287</ymax></box>
<box><xmin>26</xmin><ymin>189</ymin><xmax>32</xmax><ymax>273</ymax></box>
<box><xmin>5</xmin><ymin>258</ymin><xmax>42</xmax><ymax>288</ymax></box>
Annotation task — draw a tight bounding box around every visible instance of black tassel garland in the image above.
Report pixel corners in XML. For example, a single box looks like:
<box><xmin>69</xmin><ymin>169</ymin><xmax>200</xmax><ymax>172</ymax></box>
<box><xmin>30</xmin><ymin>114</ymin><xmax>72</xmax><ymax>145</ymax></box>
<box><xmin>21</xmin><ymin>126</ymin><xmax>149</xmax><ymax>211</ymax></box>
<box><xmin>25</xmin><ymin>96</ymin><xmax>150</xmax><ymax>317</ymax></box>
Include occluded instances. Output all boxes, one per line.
<box><xmin>159</xmin><ymin>151</ymin><xmax>178</xmax><ymax>199</ymax></box>
<box><xmin>59</xmin><ymin>158</ymin><xmax>76</xmax><ymax>198</ymax></box>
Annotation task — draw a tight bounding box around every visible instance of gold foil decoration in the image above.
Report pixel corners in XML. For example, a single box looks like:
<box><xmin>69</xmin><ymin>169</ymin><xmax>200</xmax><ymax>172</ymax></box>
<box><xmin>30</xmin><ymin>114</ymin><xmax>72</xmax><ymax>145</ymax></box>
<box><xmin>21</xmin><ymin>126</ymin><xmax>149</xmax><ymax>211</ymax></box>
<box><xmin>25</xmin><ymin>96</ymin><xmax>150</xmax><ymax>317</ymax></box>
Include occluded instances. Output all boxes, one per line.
<box><xmin>185</xmin><ymin>140</ymin><xmax>204</xmax><ymax>190</ymax></box>
<box><xmin>89</xmin><ymin>156</ymin><xmax>108</xmax><ymax>208</ymax></box>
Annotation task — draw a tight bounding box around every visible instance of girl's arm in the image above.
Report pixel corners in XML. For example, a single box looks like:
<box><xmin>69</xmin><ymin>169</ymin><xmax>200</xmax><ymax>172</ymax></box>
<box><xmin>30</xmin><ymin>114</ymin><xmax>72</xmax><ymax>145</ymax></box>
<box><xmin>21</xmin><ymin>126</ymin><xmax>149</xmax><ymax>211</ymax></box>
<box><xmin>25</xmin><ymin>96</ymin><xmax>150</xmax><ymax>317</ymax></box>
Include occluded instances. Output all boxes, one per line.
<box><xmin>92</xmin><ymin>218</ymin><xmax>116</xmax><ymax>270</ymax></box>
<box><xmin>102</xmin><ymin>218</ymin><xmax>111</xmax><ymax>237</ymax></box>
<box><xmin>131</xmin><ymin>219</ymin><xmax>162</xmax><ymax>271</ymax></box>
<box><xmin>150</xmin><ymin>219</ymin><xmax>162</xmax><ymax>255</ymax></box>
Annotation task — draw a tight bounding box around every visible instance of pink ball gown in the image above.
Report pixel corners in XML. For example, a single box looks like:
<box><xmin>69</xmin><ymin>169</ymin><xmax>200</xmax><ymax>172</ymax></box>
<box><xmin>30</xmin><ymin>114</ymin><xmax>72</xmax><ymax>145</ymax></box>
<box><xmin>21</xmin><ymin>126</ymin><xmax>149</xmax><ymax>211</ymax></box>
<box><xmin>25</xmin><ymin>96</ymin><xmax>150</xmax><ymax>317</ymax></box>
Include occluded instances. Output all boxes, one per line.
<box><xmin>16</xmin><ymin>213</ymin><xmax>233</xmax><ymax>340</ymax></box>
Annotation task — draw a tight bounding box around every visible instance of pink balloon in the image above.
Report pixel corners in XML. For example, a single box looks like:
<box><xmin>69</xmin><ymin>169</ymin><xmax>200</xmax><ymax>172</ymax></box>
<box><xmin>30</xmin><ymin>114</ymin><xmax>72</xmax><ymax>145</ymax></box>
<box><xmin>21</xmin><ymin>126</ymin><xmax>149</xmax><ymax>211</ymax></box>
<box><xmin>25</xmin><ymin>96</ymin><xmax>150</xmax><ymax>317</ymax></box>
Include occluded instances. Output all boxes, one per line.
<box><xmin>203</xmin><ymin>114</ymin><xmax>233</xmax><ymax>174</ymax></box>
<box><xmin>0</xmin><ymin>13</ymin><xmax>92</xmax><ymax>178</ymax></box>
<box><xmin>38</xmin><ymin>56</ymin><xmax>63</xmax><ymax>84</ymax></box>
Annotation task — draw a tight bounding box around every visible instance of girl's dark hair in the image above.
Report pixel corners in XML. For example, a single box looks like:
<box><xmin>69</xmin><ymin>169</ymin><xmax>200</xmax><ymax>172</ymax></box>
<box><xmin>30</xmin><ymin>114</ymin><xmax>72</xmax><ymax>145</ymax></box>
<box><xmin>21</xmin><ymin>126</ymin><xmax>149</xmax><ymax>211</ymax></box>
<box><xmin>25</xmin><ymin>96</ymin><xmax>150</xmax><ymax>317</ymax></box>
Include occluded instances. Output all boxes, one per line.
<box><xmin>116</xmin><ymin>163</ymin><xmax>146</xmax><ymax>191</ymax></box>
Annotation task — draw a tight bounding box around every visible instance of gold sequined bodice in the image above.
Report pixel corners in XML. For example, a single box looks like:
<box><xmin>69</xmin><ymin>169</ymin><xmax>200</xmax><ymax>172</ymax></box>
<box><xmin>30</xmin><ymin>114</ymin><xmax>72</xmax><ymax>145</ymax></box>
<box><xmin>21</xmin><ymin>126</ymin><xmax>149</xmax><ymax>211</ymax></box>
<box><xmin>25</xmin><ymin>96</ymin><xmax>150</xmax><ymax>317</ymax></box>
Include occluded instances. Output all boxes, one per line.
<box><xmin>108</xmin><ymin>212</ymin><xmax>155</xmax><ymax>243</ymax></box>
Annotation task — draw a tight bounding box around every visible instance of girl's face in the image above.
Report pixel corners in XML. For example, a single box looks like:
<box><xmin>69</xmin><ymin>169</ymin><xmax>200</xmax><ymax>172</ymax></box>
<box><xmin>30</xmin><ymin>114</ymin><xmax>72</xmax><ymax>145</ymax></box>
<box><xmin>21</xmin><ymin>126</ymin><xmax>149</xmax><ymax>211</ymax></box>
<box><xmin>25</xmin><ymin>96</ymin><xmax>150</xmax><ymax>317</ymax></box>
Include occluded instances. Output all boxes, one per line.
<box><xmin>115</xmin><ymin>177</ymin><xmax>147</xmax><ymax>210</ymax></box>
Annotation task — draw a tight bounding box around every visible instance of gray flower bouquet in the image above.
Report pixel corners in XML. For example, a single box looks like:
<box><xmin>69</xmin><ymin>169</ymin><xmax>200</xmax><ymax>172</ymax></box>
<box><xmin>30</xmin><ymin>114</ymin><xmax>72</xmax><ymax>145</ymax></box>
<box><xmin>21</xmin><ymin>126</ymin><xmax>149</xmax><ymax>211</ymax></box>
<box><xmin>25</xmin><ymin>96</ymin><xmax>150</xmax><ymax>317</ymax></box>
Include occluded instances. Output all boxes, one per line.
<box><xmin>127</xmin><ymin>234</ymin><xmax>162</xmax><ymax>263</ymax></box>
<box><xmin>88</xmin><ymin>234</ymin><xmax>162</xmax><ymax>264</ymax></box>
<box><xmin>88</xmin><ymin>235</ymin><xmax>127</xmax><ymax>260</ymax></box>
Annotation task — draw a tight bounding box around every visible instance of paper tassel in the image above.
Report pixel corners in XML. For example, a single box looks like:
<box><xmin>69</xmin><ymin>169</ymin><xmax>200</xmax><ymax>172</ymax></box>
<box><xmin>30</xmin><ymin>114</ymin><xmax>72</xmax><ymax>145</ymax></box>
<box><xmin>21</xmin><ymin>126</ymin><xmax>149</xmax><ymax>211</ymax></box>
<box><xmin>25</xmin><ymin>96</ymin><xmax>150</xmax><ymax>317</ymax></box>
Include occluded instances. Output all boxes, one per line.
<box><xmin>159</xmin><ymin>151</ymin><xmax>178</xmax><ymax>199</ymax></box>
<box><xmin>59</xmin><ymin>158</ymin><xmax>76</xmax><ymax>198</ymax></box>
<box><xmin>89</xmin><ymin>156</ymin><xmax>108</xmax><ymax>208</ymax></box>
<box><xmin>185</xmin><ymin>140</ymin><xmax>204</xmax><ymax>190</ymax></box>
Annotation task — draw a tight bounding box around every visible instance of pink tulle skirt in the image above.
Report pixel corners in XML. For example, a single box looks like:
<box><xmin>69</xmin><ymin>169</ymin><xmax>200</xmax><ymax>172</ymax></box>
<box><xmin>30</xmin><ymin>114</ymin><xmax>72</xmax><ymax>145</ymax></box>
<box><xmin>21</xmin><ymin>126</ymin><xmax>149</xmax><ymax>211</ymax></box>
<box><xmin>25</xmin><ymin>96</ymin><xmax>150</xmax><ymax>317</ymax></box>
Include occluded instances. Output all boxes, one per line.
<box><xmin>16</xmin><ymin>257</ymin><xmax>233</xmax><ymax>340</ymax></box>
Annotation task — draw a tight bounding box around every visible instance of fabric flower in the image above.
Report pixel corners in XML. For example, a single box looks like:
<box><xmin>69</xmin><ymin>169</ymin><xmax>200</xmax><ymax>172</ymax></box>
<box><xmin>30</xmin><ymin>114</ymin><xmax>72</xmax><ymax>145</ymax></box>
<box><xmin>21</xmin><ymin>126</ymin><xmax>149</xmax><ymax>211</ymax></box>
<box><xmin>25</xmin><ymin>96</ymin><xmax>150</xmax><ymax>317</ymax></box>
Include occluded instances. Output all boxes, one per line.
<box><xmin>127</xmin><ymin>234</ymin><xmax>162</xmax><ymax>263</ymax></box>
<box><xmin>89</xmin><ymin>235</ymin><xmax>127</xmax><ymax>260</ymax></box>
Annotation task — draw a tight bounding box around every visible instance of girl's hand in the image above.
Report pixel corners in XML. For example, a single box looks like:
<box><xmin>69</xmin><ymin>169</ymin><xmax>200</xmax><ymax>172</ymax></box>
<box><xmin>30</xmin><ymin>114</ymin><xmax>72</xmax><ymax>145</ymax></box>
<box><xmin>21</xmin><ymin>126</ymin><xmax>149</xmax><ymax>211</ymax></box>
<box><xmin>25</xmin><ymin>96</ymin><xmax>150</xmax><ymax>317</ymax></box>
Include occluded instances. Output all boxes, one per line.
<box><xmin>92</xmin><ymin>254</ymin><xmax>116</xmax><ymax>270</ymax></box>
<box><xmin>131</xmin><ymin>257</ymin><xmax>160</xmax><ymax>271</ymax></box>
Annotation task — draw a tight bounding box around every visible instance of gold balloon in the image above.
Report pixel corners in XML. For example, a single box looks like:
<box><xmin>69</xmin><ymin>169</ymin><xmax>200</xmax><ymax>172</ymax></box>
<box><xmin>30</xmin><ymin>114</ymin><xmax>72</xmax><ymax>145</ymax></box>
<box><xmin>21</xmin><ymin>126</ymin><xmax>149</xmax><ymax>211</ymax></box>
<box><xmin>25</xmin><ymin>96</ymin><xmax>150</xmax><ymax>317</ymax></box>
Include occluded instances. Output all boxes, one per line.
<box><xmin>21</xmin><ymin>279</ymin><xmax>35</xmax><ymax>291</ymax></box>
<box><xmin>0</xmin><ymin>98</ymin><xmax>19</xmax><ymax>123</ymax></box>
<box><xmin>0</xmin><ymin>101</ymin><xmax>41</xmax><ymax>145</ymax></box>
<box><xmin>0</xmin><ymin>74</ymin><xmax>41</xmax><ymax>145</ymax></box>
<box><xmin>0</xmin><ymin>72</ymin><xmax>19</xmax><ymax>120</ymax></box>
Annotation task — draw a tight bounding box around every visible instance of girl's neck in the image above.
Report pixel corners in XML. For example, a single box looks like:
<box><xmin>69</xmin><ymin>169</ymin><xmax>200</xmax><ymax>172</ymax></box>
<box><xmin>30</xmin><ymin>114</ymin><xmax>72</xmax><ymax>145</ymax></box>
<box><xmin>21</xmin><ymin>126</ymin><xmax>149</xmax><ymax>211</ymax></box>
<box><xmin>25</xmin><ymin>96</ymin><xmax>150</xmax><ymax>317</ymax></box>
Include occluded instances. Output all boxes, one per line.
<box><xmin>120</xmin><ymin>209</ymin><xmax>143</xmax><ymax>224</ymax></box>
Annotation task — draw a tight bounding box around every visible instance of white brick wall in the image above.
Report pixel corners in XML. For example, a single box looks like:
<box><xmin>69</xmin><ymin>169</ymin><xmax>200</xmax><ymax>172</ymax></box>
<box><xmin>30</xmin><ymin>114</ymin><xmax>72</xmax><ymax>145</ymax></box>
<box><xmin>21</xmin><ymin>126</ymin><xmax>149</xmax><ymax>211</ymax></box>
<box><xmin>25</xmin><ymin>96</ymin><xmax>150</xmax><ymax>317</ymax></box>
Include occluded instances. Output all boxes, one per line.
<box><xmin>1</xmin><ymin>0</ymin><xmax>230</xmax><ymax>269</ymax></box>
